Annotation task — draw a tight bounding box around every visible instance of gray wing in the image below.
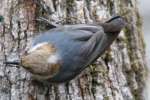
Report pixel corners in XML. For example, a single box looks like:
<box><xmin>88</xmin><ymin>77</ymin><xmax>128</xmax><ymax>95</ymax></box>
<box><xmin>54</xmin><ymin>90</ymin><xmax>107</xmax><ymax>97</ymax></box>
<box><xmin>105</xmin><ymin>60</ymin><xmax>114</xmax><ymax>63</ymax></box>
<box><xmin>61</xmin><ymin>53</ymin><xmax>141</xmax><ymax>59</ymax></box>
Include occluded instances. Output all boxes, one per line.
<box><xmin>66</xmin><ymin>30</ymin><xmax>93</xmax><ymax>41</ymax></box>
<box><xmin>64</xmin><ymin>24</ymin><xmax>103</xmax><ymax>41</ymax></box>
<box><xmin>79</xmin><ymin>28</ymin><xmax>105</xmax><ymax>59</ymax></box>
<box><xmin>31</xmin><ymin>24</ymin><xmax>104</xmax><ymax>55</ymax></box>
<box><xmin>32</xmin><ymin>24</ymin><xmax>102</xmax><ymax>44</ymax></box>
<box><xmin>62</xmin><ymin>28</ymin><xmax>105</xmax><ymax>77</ymax></box>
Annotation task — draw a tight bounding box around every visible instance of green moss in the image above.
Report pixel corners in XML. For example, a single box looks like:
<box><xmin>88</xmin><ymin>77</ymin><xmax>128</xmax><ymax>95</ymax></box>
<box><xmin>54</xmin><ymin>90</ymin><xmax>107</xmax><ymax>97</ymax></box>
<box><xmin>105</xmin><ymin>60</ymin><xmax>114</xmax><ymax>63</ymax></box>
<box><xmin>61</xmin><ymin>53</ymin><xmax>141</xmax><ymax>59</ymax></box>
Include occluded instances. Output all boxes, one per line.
<box><xmin>143</xmin><ymin>40</ymin><xmax>146</xmax><ymax>49</ymax></box>
<box><xmin>107</xmin><ymin>0</ymin><xmax>146</xmax><ymax>99</ymax></box>
<box><xmin>66</xmin><ymin>0</ymin><xmax>74</xmax><ymax>12</ymax></box>
<box><xmin>125</xmin><ymin>69</ymin><xmax>134</xmax><ymax>87</ymax></box>
<box><xmin>107</xmin><ymin>0</ymin><xmax>114</xmax><ymax>15</ymax></box>
<box><xmin>104</xmin><ymin>96</ymin><xmax>110</xmax><ymax>100</ymax></box>
<box><xmin>131</xmin><ymin>61</ymin><xmax>140</xmax><ymax>72</ymax></box>
<box><xmin>66</xmin><ymin>0</ymin><xmax>74</xmax><ymax>6</ymax></box>
<box><xmin>34</xmin><ymin>2</ymin><xmax>50</xmax><ymax>31</ymax></box>
<box><xmin>133</xmin><ymin>89</ymin><xmax>141</xmax><ymax>100</ymax></box>
<box><xmin>136</xmin><ymin>11</ymin><xmax>142</xmax><ymax>28</ymax></box>
<box><xmin>102</xmin><ymin>50</ymin><xmax>113</xmax><ymax>62</ymax></box>
<box><xmin>65</xmin><ymin>0</ymin><xmax>75</xmax><ymax>23</ymax></box>
<box><xmin>136</xmin><ymin>11</ymin><xmax>146</xmax><ymax>50</ymax></box>
<box><xmin>122</xmin><ymin>14</ymin><xmax>145</xmax><ymax>99</ymax></box>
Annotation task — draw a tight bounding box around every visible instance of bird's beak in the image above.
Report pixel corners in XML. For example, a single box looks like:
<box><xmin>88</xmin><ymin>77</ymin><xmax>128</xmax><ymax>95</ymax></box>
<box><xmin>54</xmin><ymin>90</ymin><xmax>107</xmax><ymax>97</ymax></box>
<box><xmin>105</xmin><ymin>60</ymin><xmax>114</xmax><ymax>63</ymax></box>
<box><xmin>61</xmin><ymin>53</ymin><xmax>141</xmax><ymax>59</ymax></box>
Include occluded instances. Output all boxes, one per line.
<box><xmin>4</xmin><ymin>60</ymin><xmax>21</xmax><ymax>67</ymax></box>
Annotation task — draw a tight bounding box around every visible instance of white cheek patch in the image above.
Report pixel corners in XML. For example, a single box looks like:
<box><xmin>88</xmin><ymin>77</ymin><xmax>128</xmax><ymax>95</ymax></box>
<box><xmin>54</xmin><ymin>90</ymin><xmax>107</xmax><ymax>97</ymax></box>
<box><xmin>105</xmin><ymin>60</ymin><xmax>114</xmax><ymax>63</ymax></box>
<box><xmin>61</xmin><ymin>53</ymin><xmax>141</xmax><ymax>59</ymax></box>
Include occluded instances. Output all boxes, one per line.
<box><xmin>47</xmin><ymin>54</ymin><xmax>60</xmax><ymax>64</ymax></box>
<box><xmin>28</xmin><ymin>42</ymin><xmax>48</xmax><ymax>53</ymax></box>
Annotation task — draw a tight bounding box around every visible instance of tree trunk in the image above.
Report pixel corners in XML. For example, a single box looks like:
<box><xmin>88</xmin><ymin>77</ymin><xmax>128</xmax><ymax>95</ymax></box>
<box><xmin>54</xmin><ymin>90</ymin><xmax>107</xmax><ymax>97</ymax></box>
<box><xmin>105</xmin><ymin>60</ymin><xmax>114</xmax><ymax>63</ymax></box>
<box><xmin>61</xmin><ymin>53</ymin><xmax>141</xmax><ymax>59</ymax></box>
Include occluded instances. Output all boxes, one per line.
<box><xmin>0</xmin><ymin>0</ymin><xmax>147</xmax><ymax>100</ymax></box>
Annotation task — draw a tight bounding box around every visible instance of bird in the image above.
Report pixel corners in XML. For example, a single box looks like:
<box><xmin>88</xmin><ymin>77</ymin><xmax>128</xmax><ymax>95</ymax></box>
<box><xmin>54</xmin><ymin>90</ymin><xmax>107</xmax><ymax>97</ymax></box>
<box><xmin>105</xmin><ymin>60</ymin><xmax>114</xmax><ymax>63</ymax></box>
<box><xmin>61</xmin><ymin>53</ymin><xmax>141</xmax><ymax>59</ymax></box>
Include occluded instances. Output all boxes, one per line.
<box><xmin>5</xmin><ymin>16</ymin><xmax>126</xmax><ymax>83</ymax></box>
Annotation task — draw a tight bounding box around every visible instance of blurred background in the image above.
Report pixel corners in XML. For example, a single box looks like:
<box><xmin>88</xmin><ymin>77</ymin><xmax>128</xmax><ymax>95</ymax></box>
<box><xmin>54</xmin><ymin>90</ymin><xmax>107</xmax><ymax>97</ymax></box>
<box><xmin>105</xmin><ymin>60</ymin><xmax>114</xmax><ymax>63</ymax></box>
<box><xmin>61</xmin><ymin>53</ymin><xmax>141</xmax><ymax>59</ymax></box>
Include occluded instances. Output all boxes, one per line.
<box><xmin>139</xmin><ymin>0</ymin><xmax>150</xmax><ymax>57</ymax></box>
<box><xmin>139</xmin><ymin>0</ymin><xmax>150</xmax><ymax>99</ymax></box>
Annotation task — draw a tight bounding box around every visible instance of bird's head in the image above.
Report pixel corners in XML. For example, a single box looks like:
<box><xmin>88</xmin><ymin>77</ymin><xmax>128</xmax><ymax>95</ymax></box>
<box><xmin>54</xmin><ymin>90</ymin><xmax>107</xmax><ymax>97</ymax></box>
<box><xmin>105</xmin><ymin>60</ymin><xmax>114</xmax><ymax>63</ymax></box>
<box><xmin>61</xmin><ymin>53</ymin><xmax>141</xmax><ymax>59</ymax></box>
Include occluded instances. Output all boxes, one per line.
<box><xmin>102</xmin><ymin>16</ymin><xmax>127</xmax><ymax>34</ymax></box>
<box><xmin>4</xmin><ymin>42</ymin><xmax>60</xmax><ymax>77</ymax></box>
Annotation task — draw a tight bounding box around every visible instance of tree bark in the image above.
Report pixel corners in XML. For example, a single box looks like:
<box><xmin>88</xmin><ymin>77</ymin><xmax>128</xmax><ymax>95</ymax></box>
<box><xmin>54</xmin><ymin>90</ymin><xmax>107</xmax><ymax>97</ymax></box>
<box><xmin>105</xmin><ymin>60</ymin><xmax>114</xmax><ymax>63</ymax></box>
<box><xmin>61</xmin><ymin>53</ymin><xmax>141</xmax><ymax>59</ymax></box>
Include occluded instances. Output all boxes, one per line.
<box><xmin>0</xmin><ymin>0</ymin><xmax>147</xmax><ymax>100</ymax></box>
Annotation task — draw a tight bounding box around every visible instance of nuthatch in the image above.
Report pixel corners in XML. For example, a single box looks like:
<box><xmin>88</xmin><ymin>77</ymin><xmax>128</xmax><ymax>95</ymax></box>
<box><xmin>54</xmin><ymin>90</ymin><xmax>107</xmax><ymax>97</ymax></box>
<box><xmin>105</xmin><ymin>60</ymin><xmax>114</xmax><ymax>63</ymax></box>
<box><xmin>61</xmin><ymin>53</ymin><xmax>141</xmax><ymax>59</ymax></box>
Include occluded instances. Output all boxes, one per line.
<box><xmin>5</xmin><ymin>16</ymin><xmax>126</xmax><ymax>83</ymax></box>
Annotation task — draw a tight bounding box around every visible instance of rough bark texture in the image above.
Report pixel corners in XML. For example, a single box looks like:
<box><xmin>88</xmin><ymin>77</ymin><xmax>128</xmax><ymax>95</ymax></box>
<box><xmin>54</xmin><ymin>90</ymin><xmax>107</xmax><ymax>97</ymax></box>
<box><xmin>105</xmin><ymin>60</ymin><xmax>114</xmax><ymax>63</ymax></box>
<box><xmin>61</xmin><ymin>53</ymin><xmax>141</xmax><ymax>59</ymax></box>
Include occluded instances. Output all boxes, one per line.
<box><xmin>0</xmin><ymin>0</ymin><xmax>147</xmax><ymax>100</ymax></box>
